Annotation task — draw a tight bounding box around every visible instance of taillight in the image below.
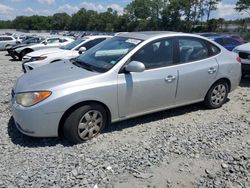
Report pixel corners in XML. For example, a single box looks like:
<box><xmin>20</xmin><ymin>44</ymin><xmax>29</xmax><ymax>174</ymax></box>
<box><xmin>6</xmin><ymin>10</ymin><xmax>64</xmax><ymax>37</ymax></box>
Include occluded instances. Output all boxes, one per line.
<box><xmin>236</xmin><ymin>56</ymin><xmax>241</xmax><ymax>63</ymax></box>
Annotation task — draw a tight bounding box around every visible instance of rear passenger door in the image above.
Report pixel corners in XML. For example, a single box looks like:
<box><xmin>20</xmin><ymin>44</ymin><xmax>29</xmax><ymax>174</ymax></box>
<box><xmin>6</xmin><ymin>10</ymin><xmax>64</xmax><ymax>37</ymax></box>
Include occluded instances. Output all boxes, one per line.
<box><xmin>175</xmin><ymin>37</ymin><xmax>219</xmax><ymax>105</ymax></box>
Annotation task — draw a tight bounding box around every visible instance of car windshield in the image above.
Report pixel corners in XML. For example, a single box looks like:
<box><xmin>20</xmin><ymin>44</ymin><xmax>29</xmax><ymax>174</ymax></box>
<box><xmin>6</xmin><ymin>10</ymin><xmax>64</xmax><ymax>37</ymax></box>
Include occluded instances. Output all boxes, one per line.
<box><xmin>74</xmin><ymin>36</ymin><xmax>142</xmax><ymax>73</ymax></box>
<box><xmin>23</xmin><ymin>38</ymin><xmax>36</xmax><ymax>43</ymax></box>
<box><xmin>60</xmin><ymin>39</ymin><xmax>84</xmax><ymax>50</ymax></box>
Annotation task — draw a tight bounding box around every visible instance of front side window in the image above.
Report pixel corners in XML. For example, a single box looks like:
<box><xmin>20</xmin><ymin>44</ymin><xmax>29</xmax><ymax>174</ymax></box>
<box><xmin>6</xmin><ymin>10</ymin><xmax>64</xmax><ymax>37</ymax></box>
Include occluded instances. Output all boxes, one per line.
<box><xmin>75</xmin><ymin>37</ymin><xmax>142</xmax><ymax>72</ymax></box>
<box><xmin>179</xmin><ymin>37</ymin><xmax>209</xmax><ymax>63</ymax></box>
<box><xmin>131</xmin><ymin>38</ymin><xmax>174</xmax><ymax>69</ymax></box>
<box><xmin>207</xmin><ymin>42</ymin><xmax>221</xmax><ymax>56</ymax></box>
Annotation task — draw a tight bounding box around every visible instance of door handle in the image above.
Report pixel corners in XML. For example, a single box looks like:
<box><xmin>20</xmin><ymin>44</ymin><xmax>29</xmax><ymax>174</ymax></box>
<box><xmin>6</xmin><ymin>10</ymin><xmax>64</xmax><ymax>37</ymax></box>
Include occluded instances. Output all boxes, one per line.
<box><xmin>208</xmin><ymin>67</ymin><xmax>217</xmax><ymax>74</ymax></box>
<box><xmin>165</xmin><ymin>75</ymin><xmax>176</xmax><ymax>83</ymax></box>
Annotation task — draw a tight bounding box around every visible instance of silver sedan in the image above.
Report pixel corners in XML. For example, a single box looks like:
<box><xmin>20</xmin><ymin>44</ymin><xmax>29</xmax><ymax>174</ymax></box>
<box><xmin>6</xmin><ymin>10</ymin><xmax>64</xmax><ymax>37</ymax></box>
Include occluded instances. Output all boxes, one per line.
<box><xmin>11</xmin><ymin>32</ymin><xmax>241</xmax><ymax>144</ymax></box>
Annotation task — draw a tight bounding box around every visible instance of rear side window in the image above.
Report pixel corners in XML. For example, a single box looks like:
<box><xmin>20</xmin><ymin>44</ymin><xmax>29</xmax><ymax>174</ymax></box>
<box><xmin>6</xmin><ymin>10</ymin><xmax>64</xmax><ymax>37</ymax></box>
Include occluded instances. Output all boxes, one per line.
<box><xmin>81</xmin><ymin>38</ymin><xmax>107</xmax><ymax>50</ymax></box>
<box><xmin>179</xmin><ymin>37</ymin><xmax>209</xmax><ymax>63</ymax></box>
<box><xmin>207</xmin><ymin>42</ymin><xmax>221</xmax><ymax>56</ymax></box>
<box><xmin>59</xmin><ymin>38</ymin><xmax>67</xmax><ymax>43</ymax></box>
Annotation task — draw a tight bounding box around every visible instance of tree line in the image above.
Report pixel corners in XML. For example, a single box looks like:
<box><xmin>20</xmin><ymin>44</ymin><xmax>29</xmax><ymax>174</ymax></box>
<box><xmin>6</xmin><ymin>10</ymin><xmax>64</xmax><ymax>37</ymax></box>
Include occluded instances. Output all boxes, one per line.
<box><xmin>0</xmin><ymin>0</ymin><xmax>249</xmax><ymax>32</ymax></box>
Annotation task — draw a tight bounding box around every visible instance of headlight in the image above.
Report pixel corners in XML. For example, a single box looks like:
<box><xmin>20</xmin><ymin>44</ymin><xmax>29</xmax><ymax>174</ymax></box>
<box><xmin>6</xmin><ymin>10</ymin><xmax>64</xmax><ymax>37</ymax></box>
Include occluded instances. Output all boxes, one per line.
<box><xmin>30</xmin><ymin>56</ymin><xmax>47</xmax><ymax>62</ymax></box>
<box><xmin>16</xmin><ymin>91</ymin><xmax>51</xmax><ymax>107</ymax></box>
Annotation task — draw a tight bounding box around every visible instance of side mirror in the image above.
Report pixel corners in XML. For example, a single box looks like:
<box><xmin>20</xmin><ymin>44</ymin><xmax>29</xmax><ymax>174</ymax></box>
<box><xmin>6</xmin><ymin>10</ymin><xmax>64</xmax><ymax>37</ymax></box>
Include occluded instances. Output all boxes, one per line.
<box><xmin>43</xmin><ymin>41</ymin><xmax>47</xmax><ymax>45</ymax></box>
<box><xmin>79</xmin><ymin>47</ymin><xmax>87</xmax><ymax>54</ymax></box>
<box><xmin>125</xmin><ymin>61</ymin><xmax>145</xmax><ymax>73</ymax></box>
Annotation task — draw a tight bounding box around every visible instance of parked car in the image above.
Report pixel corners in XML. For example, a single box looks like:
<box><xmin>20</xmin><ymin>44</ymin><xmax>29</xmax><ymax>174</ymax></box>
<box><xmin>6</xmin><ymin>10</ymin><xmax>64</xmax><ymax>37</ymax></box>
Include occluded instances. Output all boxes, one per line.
<box><xmin>13</xmin><ymin>34</ymin><xmax>27</xmax><ymax>44</ymax></box>
<box><xmin>229</xmin><ymin>34</ymin><xmax>248</xmax><ymax>43</ymax></box>
<box><xmin>22</xmin><ymin>35</ymin><xmax>112</xmax><ymax>72</ymax></box>
<box><xmin>11</xmin><ymin>32</ymin><xmax>241</xmax><ymax>144</ymax></box>
<box><xmin>233</xmin><ymin>42</ymin><xmax>250</xmax><ymax>77</ymax></box>
<box><xmin>198</xmin><ymin>32</ymin><xmax>221</xmax><ymax>38</ymax></box>
<box><xmin>208</xmin><ymin>36</ymin><xmax>244</xmax><ymax>51</ymax></box>
<box><xmin>7</xmin><ymin>36</ymin><xmax>45</xmax><ymax>59</ymax></box>
<box><xmin>0</xmin><ymin>36</ymin><xmax>17</xmax><ymax>51</ymax></box>
<box><xmin>12</xmin><ymin>37</ymin><xmax>74</xmax><ymax>60</ymax></box>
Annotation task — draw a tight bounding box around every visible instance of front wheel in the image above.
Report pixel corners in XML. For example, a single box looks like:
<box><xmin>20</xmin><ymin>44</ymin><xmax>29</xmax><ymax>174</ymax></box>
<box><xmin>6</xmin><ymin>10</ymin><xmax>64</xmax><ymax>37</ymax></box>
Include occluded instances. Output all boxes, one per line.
<box><xmin>204</xmin><ymin>81</ymin><xmax>229</xmax><ymax>109</ymax></box>
<box><xmin>63</xmin><ymin>103</ymin><xmax>107</xmax><ymax>144</ymax></box>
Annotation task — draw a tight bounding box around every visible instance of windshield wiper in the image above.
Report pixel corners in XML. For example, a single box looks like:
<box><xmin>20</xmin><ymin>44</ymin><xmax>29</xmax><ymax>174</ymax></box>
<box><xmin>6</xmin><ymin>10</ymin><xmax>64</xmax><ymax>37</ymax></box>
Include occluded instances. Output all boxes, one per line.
<box><xmin>73</xmin><ymin>59</ymin><xmax>97</xmax><ymax>72</ymax></box>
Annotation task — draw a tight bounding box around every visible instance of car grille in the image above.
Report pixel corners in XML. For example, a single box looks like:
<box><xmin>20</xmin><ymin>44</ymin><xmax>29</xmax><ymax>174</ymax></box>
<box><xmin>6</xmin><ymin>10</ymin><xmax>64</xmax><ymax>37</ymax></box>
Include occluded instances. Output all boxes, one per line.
<box><xmin>239</xmin><ymin>52</ymin><xmax>250</xmax><ymax>60</ymax></box>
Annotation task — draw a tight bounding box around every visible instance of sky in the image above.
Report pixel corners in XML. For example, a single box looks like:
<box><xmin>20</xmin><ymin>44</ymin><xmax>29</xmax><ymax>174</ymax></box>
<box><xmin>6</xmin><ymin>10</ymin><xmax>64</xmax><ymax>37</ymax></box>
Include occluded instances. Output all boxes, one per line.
<box><xmin>0</xmin><ymin>0</ymin><xmax>248</xmax><ymax>21</ymax></box>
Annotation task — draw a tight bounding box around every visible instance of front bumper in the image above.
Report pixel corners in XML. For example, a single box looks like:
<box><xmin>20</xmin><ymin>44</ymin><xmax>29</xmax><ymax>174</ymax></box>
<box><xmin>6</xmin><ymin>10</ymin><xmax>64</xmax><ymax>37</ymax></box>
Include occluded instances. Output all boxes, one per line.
<box><xmin>11</xmin><ymin>100</ymin><xmax>63</xmax><ymax>137</ymax></box>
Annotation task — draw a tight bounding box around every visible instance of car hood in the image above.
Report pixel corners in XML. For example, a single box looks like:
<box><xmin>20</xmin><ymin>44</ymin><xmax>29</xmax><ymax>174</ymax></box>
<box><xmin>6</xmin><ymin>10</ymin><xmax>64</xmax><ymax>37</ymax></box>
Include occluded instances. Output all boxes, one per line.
<box><xmin>27</xmin><ymin>48</ymin><xmax>67</xmax><ymax>57</ymax></box>
<box><xmin>234</xmin><ymin>42</ymin><xmax>250</xmax><ymax>52</ymax></box>
<box><xmin>14</xmin><ymin>60</ymin><xmax>99</xmax><ymax>93</ymax></box>
<box><xmin>14</xmin><ymin>44</ymin><xmax>32</xmax><ymax>50</ymax></box>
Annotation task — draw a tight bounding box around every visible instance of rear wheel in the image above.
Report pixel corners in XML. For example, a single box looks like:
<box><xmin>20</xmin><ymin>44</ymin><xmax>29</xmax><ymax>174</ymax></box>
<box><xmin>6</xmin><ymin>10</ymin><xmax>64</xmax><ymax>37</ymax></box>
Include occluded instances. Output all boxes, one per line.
<box><xmin>204</xmin><ymin>81</ymin><xmax>229</xmax><ymax>109</ymax></box>
<box><xmin>63</xmin><ymin>103</ymin><xmax>107</xmax><ymax>144</ymax></box>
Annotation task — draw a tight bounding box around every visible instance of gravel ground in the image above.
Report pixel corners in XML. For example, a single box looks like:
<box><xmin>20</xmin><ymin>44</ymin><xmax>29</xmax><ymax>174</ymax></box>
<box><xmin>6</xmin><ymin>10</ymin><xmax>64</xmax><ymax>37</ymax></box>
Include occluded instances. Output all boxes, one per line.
<box><xmin>0</xmin><ymin>50</ymin><xmax>249</xmax><ymax>188</ymax></box>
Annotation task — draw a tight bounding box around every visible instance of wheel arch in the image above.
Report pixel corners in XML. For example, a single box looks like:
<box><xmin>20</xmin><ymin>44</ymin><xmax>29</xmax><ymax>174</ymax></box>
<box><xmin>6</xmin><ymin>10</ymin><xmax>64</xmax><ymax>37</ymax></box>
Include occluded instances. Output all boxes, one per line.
<box><xmin>206</xmin><ymin>77</ymin><xmax>231</xmax><ymax>98</ymax></box>
<box><xmin>5</xmin><ymin>44</ymin><xmax>12</xmax><ymax>48</ymax></box>
<box><xmin>21</xmin><ymin>48</ymin><xmax>34</xmax><ymax>54</ymax></box>
<box><xmin>58</xmin><ymin>100</ymin><xmax>112</xmax><ymax>137</ymax></box>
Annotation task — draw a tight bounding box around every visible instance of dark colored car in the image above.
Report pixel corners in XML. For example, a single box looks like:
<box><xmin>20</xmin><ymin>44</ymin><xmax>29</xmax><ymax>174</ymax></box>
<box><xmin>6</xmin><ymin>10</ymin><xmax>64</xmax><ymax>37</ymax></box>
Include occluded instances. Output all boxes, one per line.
<box><xmin>230</xmin><ymin>34</ymin><xmax>248</xmax><ymax>44</ymax></box>
<box><xmin>209</xmin><ymin>36</ymin><xmax>245</xmax><ymax>51</ymax></box>
<box><xmin>7</xmin><ymin>36</ymin><xmax>44</xmax><ymax>60</ymax></box>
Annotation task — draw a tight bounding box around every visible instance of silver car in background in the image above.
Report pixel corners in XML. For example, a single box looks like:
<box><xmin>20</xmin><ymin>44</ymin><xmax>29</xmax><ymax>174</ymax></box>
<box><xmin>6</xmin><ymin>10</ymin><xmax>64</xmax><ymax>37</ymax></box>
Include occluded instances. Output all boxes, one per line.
<box><xmin>0</xmin><ymin>36</ymin><xmax>16</xmax><ymax>50</ymax></box>
<box><xmin>11</xmin><ymin>32</ymin><xmax>241</xmax><ymax>144</ymax></box>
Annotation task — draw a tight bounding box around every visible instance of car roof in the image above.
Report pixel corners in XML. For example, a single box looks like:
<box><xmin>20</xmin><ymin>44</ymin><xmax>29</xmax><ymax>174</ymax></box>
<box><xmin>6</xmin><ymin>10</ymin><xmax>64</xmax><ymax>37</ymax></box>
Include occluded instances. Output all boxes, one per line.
<box><xmin>0</xmin><ymin>35</ymin><xmax>14</xmax><ymax>37</ymax></box>
<box><xmin>118</xmin><ymin>31</ymin><xmax>180</xmax><ymax>40</ymax></box>
<box><xmin>82</xmin><ymin>35</ymin><xmax>112</xmax><ymax>40</ymax></box>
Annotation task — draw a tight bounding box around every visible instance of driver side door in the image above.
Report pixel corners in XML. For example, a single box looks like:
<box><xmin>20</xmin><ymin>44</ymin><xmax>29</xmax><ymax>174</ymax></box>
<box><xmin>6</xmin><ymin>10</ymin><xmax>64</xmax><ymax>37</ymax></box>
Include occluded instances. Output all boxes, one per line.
<box><xmin>117</xmin><ymin>38</ymin><xmax>178</xmax><ymax>118</ymax></box>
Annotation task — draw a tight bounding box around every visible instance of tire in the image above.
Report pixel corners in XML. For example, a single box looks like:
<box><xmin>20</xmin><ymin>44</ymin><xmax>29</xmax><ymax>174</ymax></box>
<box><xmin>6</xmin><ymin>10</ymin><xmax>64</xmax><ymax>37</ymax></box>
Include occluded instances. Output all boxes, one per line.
<box><xmin>19</xmin><ymin>49</ymin><xmax>32</xmax><ymax>60</ymax></box>
<box><xmin>204</xmin><ymin>81</ymin><xmax>229</xmax><ymax>109</ymax></box>
<box><xmin>19</xmin><ymin>51</ymin><xmax>27</xmax><ymax>60</ymax></box>
<box><xmin>63</xmin><ymin>103</ymin><xmax>107</xmax><ymax>144</ymax></box>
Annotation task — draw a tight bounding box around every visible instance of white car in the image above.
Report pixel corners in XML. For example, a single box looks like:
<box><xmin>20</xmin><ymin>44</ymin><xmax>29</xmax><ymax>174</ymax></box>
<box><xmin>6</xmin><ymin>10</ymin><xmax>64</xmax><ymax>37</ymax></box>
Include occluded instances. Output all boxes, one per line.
<box><xmin>13</xmin><ymin>37</ymin><xmax>74</xmax><ymax>60</ymax></box>
<box><xmin>0</xmin><ymin>35</ymin><xmax>17</xmax><ymax>50</ymax></box>
<box><xmin>22</xmin><ymin>35</ymin><xmax>111</xmax><ymax>72</ymax></box>
<box><xmin>233</xmin><ymin>42</ymin><xmax>250</xmax><ymax>77</ymax></box>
